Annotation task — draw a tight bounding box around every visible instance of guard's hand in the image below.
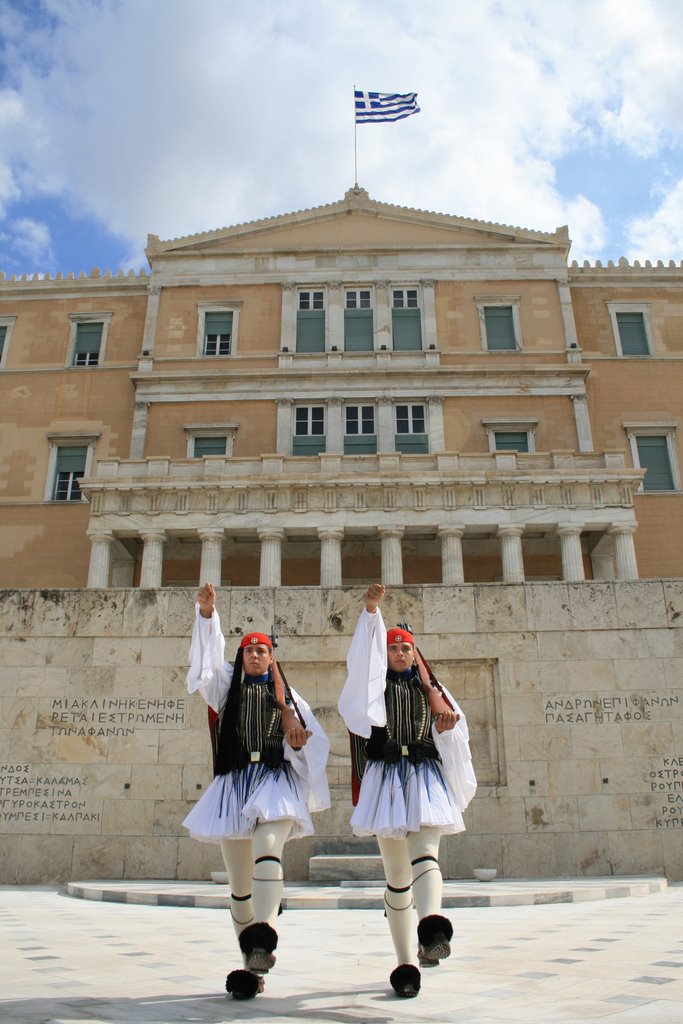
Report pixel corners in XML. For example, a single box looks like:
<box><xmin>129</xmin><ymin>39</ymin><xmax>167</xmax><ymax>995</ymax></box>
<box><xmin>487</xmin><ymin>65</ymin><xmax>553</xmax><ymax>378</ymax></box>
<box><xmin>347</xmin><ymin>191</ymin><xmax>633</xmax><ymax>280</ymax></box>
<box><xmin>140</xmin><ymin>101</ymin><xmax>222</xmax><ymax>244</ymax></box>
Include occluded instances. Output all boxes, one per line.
<box><xmin>197</xmin><ymin>582</ymin><xmax>215</xmax><ymax>619</ymax></box>
<box><xmin>365</xmin><ymin>583</ymin><xmax>385</xmax><ymax>612</ymax></box>
<box><xmin>284</xmin><ymin>721</ymin><xmax>312</xmax><ymax>750</ymax></box>
<box><xmin>435</xmin><ymin>709</ymin><xmax>459</xmax><ymax>733</ymax></box>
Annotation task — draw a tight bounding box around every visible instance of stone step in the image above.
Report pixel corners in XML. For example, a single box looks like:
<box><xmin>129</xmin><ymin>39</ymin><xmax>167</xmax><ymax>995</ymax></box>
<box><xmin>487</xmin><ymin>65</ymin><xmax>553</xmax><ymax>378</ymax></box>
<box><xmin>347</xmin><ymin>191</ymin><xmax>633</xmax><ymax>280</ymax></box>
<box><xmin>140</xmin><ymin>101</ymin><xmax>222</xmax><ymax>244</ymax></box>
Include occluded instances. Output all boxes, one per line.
<box><xmin>309</xmin><ymin>853</ymin><xmax>384</xmax><ymax>882</ymax></box>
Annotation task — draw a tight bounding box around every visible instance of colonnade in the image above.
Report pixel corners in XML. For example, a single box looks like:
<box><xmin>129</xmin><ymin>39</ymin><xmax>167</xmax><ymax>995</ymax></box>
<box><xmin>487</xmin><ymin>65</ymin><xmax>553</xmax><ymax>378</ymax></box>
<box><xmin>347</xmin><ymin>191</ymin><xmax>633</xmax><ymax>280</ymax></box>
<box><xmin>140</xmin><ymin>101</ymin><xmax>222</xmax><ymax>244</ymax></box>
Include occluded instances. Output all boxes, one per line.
<box><xmin>86</xmin><ymin>521</ymin><xmax>639</xmax><ymax>588</ymax></box>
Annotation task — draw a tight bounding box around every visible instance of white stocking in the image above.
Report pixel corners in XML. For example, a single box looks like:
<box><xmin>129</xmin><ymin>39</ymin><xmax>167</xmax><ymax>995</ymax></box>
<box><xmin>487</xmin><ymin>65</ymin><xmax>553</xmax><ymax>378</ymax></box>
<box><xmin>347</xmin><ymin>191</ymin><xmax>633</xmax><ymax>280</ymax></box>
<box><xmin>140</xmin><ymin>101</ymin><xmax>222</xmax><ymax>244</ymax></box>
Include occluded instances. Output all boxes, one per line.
<box><xmin>251</xmin><ymin>818</ymin><xmax>292</xmax><ymax>926</ymax></box>
<box><xmin>219</xmin><ymin>837</ymin><xmax>255</xmax><ymax>940</ymax></box>
<box><xmin>377</xmin><ymin>835</ymin><xmax>415</xmax><ymax>966</ymax></box>
<box><xmin>407</xmin><ymin>826</ymin><xmax>443</xmax><ymax>922</ymax></box>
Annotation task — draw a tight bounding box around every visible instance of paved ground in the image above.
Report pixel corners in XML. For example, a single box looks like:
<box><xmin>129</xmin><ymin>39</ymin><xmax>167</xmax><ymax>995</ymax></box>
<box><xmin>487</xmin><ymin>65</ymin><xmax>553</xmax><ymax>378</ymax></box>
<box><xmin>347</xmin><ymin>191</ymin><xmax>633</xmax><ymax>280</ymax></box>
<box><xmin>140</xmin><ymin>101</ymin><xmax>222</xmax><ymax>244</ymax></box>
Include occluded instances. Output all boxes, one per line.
<box><xmin>2</xmin><ymin>882</ymin><xmax>683</xmax><ymax>1024</ymax></box>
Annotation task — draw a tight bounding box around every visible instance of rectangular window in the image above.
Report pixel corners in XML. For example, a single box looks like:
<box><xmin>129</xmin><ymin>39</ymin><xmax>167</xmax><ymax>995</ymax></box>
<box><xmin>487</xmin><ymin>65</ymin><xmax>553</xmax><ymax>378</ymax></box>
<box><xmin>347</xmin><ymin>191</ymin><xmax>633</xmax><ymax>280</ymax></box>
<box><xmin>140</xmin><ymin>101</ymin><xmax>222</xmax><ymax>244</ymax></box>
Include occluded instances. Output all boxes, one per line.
<box><xmin>0</xmin><ymin>325</ymin><xmax>6</xmax><ymax>363</ymax></box>
<box><xmin>494</xmin><ymin>430</ymin><xmax>529</xmax><ymax>452</ymax></box>
<box><xmin>204</xmin><ymin>311</ymin><xmax>233</xmax><ymax>356</ymax></box>
<box><xmin>392</xmin><ymin>289</ymin><xmax>422</xmax><ymax>350</ymax></box>
<box><xmin>73</xmin><ymin>322</ymin><xmax>103</xmax><ymax>366</ymax></box>
<box><xmin>395</xmin><ymin>404</ymin><xmax>428</xmax><ymax>453</ymax></box>
<box><xmin>53</xmin><ymin>446</ymin><xmax>87</xmax><ymax>501</ymax></box>
<box><xmin>345</xmin><ymin>405</ymin><xmax>377</xmax><ymax>454</ymax></box>
<box><xmin>484</xmin><ymin>306</ymin><xmax>517</xmax><ymax>350</ymax></box>
<box><xmin>345</xmin><ymin>290</ymin><xmax>373</xmax><ymax>351</ymax></box>
<box><xmin>636</xmin><ymin>435</ymin><xmax>675</xmax><ymax>491</ymax></box>
<box><xmin>293</xmin><ymin>406</ymin><xmax>326</xmax><ymax>455</ymax></box>
<box><xmin>193</xmin><ymin>436</ymin><xmax>227</xmax><ymax>457</ymax></box>
<box><xmin>616</xmin><ymin>311</ymin><xmax>649</xmax><ymax>356</ymax></box>
<box><xmin>296</xmin><ymin>291</ymin><xmax>325</xmax><ymax>352</ymax></box>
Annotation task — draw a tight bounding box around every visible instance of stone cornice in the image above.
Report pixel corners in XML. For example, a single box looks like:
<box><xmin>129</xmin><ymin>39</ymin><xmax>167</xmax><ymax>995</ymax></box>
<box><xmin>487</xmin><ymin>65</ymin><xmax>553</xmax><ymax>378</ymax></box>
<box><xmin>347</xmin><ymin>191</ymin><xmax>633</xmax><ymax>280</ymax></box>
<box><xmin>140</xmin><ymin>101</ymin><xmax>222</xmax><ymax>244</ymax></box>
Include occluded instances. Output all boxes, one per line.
<box><xmin>0</xmin><ymin>268</ymin><xmax>150</xmax><ymax>296</ymax></box>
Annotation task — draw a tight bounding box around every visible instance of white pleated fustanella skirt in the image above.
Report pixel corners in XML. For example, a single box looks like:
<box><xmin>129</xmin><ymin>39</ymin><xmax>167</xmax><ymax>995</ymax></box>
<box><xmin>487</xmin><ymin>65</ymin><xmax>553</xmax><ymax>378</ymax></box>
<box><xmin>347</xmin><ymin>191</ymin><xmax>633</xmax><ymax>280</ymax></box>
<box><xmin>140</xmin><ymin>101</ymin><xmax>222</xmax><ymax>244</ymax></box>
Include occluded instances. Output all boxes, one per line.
<box><xmin>350</xmin><ymin>756</ymin><xmax>465</xmax><ymax>839</ymax></box>
<box><xmin>182</xmin><ymin>759</ymin><xmax>313</xmax><ymax>842</ymax></box>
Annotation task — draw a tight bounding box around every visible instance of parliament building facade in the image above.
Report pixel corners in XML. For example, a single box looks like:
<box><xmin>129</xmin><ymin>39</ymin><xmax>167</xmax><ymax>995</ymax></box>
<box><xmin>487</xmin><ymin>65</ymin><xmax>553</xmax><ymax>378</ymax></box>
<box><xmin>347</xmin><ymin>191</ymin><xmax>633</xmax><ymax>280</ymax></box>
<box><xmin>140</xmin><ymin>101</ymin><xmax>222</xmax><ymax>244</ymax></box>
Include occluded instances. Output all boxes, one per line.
<box><xmin>1</xmin><ymin>185</ymin><xmax>682</xmax><ymax>592</ymax></box>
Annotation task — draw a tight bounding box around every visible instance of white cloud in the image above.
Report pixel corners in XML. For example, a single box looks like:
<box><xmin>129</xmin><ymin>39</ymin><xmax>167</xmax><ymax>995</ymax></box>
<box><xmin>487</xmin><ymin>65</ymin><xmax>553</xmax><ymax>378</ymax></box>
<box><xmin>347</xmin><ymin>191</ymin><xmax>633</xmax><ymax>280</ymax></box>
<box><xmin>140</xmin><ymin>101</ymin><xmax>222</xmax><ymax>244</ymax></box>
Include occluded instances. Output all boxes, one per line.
<box><xmin>626</xmin><ymin>178</ymin><xmax>683</xmax><ymax>262</ymax></box>
<box><xmin>0</xmin><ymin>0</ymin><xmax>682</xmax><ymax>268</ymax></box>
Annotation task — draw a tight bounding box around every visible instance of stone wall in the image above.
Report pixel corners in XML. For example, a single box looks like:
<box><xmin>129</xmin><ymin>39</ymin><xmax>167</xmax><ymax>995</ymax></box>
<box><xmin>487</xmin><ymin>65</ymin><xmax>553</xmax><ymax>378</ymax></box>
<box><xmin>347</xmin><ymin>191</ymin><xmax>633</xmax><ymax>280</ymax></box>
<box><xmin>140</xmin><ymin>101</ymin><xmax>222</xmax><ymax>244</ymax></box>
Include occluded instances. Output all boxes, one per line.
<box><xmin>1</xmin><ymin>582</ymin><xmax>682</xmax><ymax>884</ymax></box>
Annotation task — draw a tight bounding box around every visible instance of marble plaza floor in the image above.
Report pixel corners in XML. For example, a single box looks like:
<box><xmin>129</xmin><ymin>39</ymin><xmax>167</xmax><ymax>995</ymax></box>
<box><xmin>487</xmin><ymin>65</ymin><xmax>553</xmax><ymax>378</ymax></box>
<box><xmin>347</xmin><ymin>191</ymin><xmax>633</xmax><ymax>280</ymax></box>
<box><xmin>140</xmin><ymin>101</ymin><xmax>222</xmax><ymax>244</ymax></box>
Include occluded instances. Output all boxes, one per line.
<box><xmin>2</xmin><ymin>880</ymin><xmax>683</xmax><ymax>1024</ymax></box>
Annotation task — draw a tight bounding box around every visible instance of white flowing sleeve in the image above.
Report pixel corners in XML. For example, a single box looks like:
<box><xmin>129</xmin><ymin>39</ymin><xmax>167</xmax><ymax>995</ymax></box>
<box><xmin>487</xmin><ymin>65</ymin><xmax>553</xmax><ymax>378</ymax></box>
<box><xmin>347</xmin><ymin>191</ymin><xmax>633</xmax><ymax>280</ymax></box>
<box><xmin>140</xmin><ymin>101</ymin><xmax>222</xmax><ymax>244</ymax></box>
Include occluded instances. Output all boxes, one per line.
<box><xmin>186</xmin><ymin>603</ymin><xmax>234</xmax><ymax>713</ymax></box>
<box><xmin>283</xmin><ymin>689</ymin><xmax>331</xmax><ymax>813</ymax></box>
<box><xmin>431</xmin><ymin>685</ymin><xmax>477</xmax><ymax>812</ymax></box>
<box><xmin>337</xmin><ymin>607</ymin><xmax>387</xmax><ymax>737</ymax></box>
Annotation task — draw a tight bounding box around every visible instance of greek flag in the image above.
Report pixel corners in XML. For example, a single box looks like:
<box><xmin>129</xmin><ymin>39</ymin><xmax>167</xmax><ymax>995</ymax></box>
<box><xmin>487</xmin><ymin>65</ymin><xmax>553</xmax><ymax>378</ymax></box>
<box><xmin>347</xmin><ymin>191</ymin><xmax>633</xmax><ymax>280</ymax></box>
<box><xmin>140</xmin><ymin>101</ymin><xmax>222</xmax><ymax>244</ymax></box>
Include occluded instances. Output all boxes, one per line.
<box><xmin>355</xmin><ymin>90</ymin><xmax>420</xmax><ymax>124</ymax></box>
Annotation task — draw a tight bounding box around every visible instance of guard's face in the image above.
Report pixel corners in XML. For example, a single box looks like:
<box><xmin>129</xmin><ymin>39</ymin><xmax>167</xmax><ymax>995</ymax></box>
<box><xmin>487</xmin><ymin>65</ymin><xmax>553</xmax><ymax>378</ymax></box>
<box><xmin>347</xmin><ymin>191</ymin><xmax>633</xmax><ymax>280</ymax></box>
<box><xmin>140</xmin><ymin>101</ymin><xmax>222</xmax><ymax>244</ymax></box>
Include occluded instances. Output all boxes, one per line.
<box><xmin>242</xmin><ymin>643</ymin><xmax>273</xmax><ymax>676</ymax></box>
<box><xmin>387</xmin><ymin>642</ymin><xmax>415</xmax><ymax>672</ymax></box>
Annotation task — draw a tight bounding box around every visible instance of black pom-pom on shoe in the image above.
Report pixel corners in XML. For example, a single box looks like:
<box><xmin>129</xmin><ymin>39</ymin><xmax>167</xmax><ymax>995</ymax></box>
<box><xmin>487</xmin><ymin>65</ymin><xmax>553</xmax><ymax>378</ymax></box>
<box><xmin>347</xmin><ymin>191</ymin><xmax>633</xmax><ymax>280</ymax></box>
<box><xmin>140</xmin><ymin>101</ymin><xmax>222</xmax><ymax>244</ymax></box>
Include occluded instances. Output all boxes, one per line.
<box><xmin>226</xmin><ymin>969</ymin><xmax>263</xmax><ymax>999</ymax></box>
<box><xmin>390</xmin><ymin>963</ymin><xmax>421</xmax><ymax>998</ymax></box>
<box><xmin>417</xmin><ymin>913</ymin><xmax>453</xmax><ymax>967</ymax></box>
<box><xmin>238</xmin><ymin>921</ymin><xmax>278</xmax><ymax>973</ymax></box>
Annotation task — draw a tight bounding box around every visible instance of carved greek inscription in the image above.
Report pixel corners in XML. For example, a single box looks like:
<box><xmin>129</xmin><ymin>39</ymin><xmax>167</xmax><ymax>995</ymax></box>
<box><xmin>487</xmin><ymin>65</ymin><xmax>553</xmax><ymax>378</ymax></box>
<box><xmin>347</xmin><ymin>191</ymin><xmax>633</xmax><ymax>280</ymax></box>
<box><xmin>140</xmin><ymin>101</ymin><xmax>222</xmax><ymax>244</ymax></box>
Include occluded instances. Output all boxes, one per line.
<box><xmin>652</xmin><ymin>757</ymin><xmax>683</xmax><ymax>829</ymax></box>
<box><xmin>544</xmin><ymin>692</ymin><xmax>679</xmax><ymax>725</ymax></box>
<box><xmin>48</xmin><ymin>697</ymin><xmax>186</xmax><ymax>737</ymax></box>
<box><xmin>0</xmin><ymin>764</ymin><xmax>97</xmax><ymax>823</ymax></box>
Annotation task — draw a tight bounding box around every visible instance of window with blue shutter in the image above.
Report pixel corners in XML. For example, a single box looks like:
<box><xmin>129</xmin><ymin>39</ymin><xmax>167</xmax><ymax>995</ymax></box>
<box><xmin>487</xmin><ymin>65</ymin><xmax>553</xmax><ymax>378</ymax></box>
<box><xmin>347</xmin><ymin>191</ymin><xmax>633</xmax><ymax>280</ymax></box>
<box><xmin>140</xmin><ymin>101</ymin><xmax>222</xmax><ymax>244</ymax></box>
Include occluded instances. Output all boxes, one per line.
<box><xmin>345</xmin><ymin>405</ymin><xmax>377</xmax><ymax>453</ymax></box>
<box><xmin>395</xmin><ymin>404</ymin><xmax>428</xmax><ymax>453</ymax></box>
<box><xmin>617</xmin><ymin>312</ymin><xmax>649</xmax><ymax>355</ymax></box>
<box><xmin>54</xmin><ymin>446</ymin><xmax>87</xmax><ymax>501</ymax></box>
<box><xmin>293</xmin><ymin>406</ymin><xmax>326</xmax><ymax>455</ymax></box>
<box><xmin>73</xmin><ymin>322</ymin><xmax>103</xmax><ymax>366</ymax></box>
<box><xmin>193</xmin><ymin>436</ymin><xmax>227</xmax><ymax>457</ymax></box>
<box><xmin>636</xmin><ymin>435</ymin><xmax>675</xmax><ymax>491</ymax></box>
<box><xmin>296</xmin><ymin>291</ymin><xmax>325</xmax><ymax>352</ymax></box>
<box><xmin>484</xmin><ymin>306</ymin><xmax>517</xmax><ymax>350</ymax></box>
<box><xmin>204</xmin><ymin>312</ymin><xmax>233</xmax><ymax>355</ymax></box>
<box><xmin>344</xmin><ymin>290</ymin><xmax>373</xmax><ymax>351</ymax></box>
<box><xmin>494</xmin><ymin>430</ymin><xmax>529</xmax><ymax>452</ymax></box>
<box><xmin>392</xmin><ymin>290</ymin><xmax>422</xmax><ymax>350</ymax></box>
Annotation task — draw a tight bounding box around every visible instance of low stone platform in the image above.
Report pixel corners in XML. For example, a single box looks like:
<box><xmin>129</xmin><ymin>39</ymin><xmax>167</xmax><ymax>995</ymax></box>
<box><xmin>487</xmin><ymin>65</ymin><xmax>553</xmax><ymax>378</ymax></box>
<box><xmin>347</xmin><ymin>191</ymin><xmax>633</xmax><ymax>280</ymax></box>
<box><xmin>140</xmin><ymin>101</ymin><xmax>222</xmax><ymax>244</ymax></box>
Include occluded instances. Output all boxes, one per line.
<box><xmin>67</xmin><ymin>875</ymin><xmax>667</xmax><ymax>910</ymax></box>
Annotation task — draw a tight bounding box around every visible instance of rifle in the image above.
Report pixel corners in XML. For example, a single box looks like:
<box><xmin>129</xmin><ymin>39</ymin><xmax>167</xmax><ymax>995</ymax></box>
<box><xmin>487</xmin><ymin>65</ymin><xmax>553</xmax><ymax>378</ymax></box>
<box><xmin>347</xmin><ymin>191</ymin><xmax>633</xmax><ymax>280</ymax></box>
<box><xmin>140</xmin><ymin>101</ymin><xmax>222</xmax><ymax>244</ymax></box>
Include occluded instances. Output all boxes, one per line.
<box><xmin>270</xmin><ymin>624</ymin><xmax>307</xmax><ymax>730</ymax></box>
<box><xmin>397</xmin><ymin>620</ymin><xmax>457</xmax><ymax>715</ymax></box>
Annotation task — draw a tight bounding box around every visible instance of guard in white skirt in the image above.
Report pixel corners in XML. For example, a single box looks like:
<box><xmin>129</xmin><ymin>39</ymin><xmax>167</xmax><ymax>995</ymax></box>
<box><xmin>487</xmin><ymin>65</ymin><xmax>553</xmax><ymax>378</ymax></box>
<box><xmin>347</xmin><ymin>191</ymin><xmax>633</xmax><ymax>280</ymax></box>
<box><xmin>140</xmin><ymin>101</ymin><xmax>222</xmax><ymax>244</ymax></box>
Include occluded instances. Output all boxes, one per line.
<box><xmin>337</xmin><ymin>583</ymin><xmax>477</xmax><ymax>999</ymax></box>
<box><xmin>183</xmin><ymin>583</ymin><xmax>330</xmax><ymax>1000</ymax></box>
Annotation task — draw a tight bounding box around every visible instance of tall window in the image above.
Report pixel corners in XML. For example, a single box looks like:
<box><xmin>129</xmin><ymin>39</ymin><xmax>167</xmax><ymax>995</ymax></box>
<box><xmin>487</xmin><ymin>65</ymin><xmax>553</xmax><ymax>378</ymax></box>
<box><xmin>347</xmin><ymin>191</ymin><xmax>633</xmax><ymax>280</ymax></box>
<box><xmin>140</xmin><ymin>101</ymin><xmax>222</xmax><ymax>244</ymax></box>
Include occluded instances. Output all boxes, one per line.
<box><xmin>392</xmin><ymin>288</ymin><xmax>422</xmax><ymax>350</ymax></box>
<box><xmin>634</xmin><ymin>435</ymin><xmax>675</xmax><ymax>491</ymax></box>
<box><xmin>395</xmin><ymin>404</ymin><xmax>428</xmax><ymax>453</ymax></box>
<box><xmin>483</xmin><ymin>306</ymin><xmax>517</xmax><ymax>350</ymax></box>
<box><xmin>0</xmin><ymin>325</ymin><xmax>6</xmax><ymax>366</ymax></box>
<box><xmin>73</xmin><ymin>322</ymin><xmax>103</xmax><ymax>366</ymax></box>
<box><xmin>293</xmin><ymin>406</ymin><xmax>326</xmax><ymax>455</ymax></box>
<box><xmin>296</xmin><ymin>290</ymin><xmax>325</xmax><ymax>352</ymax></box>
<box><xmin>53</xmin><ymin>446</ymin><xmax>87</xmax><ymax>501</ymax></box>
<box><xmin>203</xmin><ymin>311</ymin><xmax>233</xmax><ymax>356</ymax></box>
<box><xmin>616</xmin><ymin>311</ymin><xmax>649</xmax><ymax>356</ymax></box>
<box><xmin>345</xmin><ymin>405</ymin><xmax>377</xmax><ymax>454</ymax></box>
<box><xmin>344</xmin><ymin>289</ymin><xmax>373</xmax><ymax>351</ymax></box>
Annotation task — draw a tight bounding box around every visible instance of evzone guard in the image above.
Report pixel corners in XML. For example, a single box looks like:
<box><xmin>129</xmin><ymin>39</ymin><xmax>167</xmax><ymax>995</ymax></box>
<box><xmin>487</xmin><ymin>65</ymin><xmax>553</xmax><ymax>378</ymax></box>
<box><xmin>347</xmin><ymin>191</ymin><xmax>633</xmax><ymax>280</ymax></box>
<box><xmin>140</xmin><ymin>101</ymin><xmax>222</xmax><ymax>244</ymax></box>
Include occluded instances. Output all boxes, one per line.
<box><xmin>338</xmin><ymin>583</ymin><xmax>477</xmax><ymax>998</ymax></box>
<box><xmin>182</xmin><ymin>583</ymin><xmax>330</xmax><ymax>999</ymax></box>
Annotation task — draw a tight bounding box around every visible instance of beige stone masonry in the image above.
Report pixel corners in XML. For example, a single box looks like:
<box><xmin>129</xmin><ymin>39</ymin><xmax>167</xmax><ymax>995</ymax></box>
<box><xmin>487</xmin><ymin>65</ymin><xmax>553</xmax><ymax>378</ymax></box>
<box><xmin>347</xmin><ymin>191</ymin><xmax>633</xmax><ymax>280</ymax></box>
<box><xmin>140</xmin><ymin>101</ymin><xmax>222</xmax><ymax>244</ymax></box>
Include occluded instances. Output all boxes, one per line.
<box><xmin>0</xmin><ymin>581</ymin><xmax>681</xmax><ymax>884</ymax></box>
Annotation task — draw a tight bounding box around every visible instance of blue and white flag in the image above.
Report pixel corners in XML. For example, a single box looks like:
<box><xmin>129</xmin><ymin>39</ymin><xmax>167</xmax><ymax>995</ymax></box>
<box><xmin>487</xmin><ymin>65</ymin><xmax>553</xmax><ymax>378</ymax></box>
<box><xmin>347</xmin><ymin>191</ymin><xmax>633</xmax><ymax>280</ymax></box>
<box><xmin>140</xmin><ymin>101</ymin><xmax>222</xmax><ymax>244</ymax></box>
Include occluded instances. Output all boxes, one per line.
<box><xmin>355</xmin><ymin>90</ymin><xmax>420</xmax><ymax>124</ymax></box>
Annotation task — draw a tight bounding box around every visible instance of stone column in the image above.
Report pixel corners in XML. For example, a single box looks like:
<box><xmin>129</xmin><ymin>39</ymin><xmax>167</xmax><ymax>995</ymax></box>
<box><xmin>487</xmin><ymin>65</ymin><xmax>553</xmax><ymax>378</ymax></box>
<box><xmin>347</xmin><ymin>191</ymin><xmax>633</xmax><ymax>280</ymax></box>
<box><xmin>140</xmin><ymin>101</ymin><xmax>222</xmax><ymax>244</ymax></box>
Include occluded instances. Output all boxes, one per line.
<box><xmin>609</xmin><ymin>524</ymin><xmax>639</xmax><ymax>580</ymax></box>
<box><xmin>86</xmin><ymin>529</ymin><xmax>114</xmax><ymax>588</ymax></box>
<box><xmin>141</xmin><ymin>284</ymin><xmax>161</xmax><ymax>355</ymax></box>
<box><xmin>198</xmin><ymin>528</ymin><xmax>224</xmax><ymax>586</ymax></box>
<box><xmin>276</xmin><ymin>398</ymin><xmax>293</xmax><ymax>454</ymax></box>
<box><xmin>571</xmin><ymin>394</ymin><xmax>594</xmax><ymax>453</ymax></box>
<box><xmin>258</xmin><ymin>528</ymin><xmax>284</xmax><ymax>587</ymax></box>
<box><xmin>318</xmin><ymin>527</ymin><xmax>344</xmax><ymax>587</ymax></box>
<box><xmin>129</xmin><ymin>399</ymin><xmax>150</xmax><ymax>459</ymax></box>
<box><xmin>379</xmin><ymin>526</ymin><xmax>404</xmax><ymax>585</ymax></box>
<box><xmin>327</xmin><ymin>283</ymin><xmax>343</xmax><ymax>351</ymax></box>
<box><xmin>428</xmin><ymin>395</ymin><xmax>445</xmax><ymax>452</ymax></box>
<box><xmin>280</xmin><ymin>283</ymin><xmax>297</xmax><ymax>351</ymax></box>
<box><xmin>557</xmin><ymin>523</ymin><xmax>585</xmax><ymax>581</ymax></box>
<box><xmin>326</xmin><ymin>397</ymin><xmax>343</xmax><ymax>454</ymax></box>
<box><xmin>375</xmin><ymin>281</ymin><xmax>391</xmax><ymax>350</ymax></box>
<box><xmin>421</xmin><ymin>279</ymin><xmax>437</xmax><ymax>350</ymax></box>
<box><xmin>139</xmin><ymin>530</ymin><xmax>167</xmax><ymax>588</ymax></box>
<box><xmin>438</xmin><ymin>526</ymin><xmax>465</xmax><ymax>584</ymax></box>
<box><xmin>377</xmin><ymin>397</ymin><xmax>395</xmax><ymax>453</ymax></box>
<box><xmin>498</xmin><ymin>525</ymin><xmax>525</xmax><ymax>583</ymax></box>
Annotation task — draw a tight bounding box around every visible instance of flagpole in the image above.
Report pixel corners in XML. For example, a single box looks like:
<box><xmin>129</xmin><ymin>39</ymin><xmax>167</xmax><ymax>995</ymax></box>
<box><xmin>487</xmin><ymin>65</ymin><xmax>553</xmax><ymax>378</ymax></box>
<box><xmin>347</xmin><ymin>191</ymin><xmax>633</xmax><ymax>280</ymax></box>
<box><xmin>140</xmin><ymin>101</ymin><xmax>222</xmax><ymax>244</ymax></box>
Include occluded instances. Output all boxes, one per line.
<box><xmin>353</xmin><ymin>84</ymin><xmax>358</xmax><ymax>187</ymax></box>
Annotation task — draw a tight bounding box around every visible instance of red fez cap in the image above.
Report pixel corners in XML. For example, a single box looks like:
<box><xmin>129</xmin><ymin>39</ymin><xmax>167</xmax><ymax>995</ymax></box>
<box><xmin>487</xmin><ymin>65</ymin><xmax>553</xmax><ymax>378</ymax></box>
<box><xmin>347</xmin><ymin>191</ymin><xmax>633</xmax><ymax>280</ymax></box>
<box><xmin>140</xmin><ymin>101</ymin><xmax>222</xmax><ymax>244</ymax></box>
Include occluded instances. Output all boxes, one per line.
<box><xmin>240</xmin><ymin>632</ymin><xmax>273</xmax><ymax>649</ymax></box>
<box><xmin>386</xmin><ymin>627</ymin><xmax>415</xmax><ymax>646</ymax></box>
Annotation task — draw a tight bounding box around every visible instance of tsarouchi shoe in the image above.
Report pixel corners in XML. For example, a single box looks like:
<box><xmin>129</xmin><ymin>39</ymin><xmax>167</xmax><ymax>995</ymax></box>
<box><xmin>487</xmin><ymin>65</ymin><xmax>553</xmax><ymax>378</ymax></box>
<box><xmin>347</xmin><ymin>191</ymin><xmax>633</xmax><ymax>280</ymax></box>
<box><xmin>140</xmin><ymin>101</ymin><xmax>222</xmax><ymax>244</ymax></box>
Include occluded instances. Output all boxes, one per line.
<box><xmin>390</xmin><ymin>963</ymin><xmax>421</xmax><ymax>998</ymax></box>
<box><xmin>417</xmin><ymin>913</ymin><xmax>453</xmax><ymax>968</ymax></box>
<box><xmin>225</xmin><ymin>969</ymin><xmax>264</xmax><ymax>999</ymax></box>
<box><xmin>238</xmin><ymin>921</ymin><xmax>278</xmax><ymax>974</ymax></box>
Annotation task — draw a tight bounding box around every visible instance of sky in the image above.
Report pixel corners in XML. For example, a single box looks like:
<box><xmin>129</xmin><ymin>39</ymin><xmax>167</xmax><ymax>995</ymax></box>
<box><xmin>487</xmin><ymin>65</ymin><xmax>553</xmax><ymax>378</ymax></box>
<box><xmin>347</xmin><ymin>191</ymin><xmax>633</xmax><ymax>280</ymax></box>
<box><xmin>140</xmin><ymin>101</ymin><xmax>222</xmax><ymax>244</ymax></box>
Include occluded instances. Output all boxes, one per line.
<box><xmin>0</xmin><ymin>0</ymin><xmax>682</xmax><ymax>277</ymax></box>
